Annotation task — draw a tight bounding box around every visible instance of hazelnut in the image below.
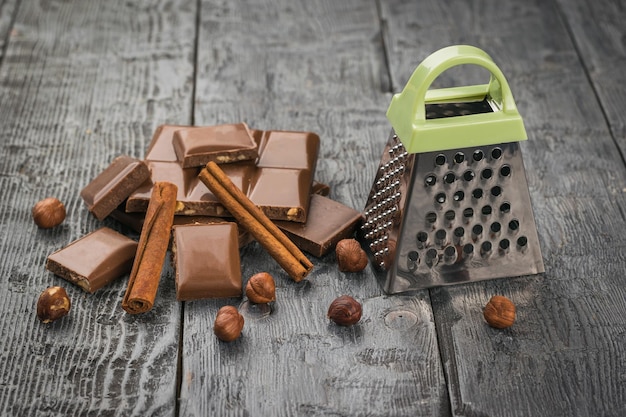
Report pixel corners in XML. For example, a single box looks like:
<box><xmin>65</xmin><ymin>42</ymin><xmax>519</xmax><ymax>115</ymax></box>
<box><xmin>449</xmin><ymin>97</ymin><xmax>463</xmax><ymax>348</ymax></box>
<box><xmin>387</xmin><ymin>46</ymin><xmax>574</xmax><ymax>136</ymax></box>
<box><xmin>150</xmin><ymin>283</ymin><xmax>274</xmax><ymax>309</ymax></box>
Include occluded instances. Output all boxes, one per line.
<box><xmin>245</xmin><ymin>272</ymin><xmax>276</xmax><ymax>304</ymax></box>
<box><xmin>327</xmin><ymin>295</ymin><xmax>362</xmax><ymax>326</ymax></box>
<box><xmin>37</xmin><ymin>286</ymin><xmax>71</xmax><ymax>323</ymax></box>
<box><xmin>483</xmin><ymin>295</ymin><xmax>516</xmax><ymax>329</ymax></box>
<box><xmin>335</xmin><ymin>239</ymin><xmax>368</xmax><ymax>272</ymax></box>
<box><xmin>32</xmin><ymin>197</ymin><xmax>66</xmax><ymax>229</ymax></box>
<box><xmin>213</xmin><ymin>305</ymin><xmax>244</xmax><ymax>342</ymax></box>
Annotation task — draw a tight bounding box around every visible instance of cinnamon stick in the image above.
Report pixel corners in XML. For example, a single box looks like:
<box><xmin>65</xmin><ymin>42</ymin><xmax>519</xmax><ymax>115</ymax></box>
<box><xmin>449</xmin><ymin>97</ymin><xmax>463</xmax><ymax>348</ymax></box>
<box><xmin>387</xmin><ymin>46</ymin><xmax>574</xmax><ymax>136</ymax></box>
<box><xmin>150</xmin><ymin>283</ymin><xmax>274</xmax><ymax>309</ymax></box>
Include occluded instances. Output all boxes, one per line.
<box><xmin>122</xmin><ymin>182</ymin><xmax>177</xmax><ymax>314</ymax></box>
<box><xmin>198</xmin><ymin>161</ymin><xmax>313</xmax><ymax>281</ymax></box>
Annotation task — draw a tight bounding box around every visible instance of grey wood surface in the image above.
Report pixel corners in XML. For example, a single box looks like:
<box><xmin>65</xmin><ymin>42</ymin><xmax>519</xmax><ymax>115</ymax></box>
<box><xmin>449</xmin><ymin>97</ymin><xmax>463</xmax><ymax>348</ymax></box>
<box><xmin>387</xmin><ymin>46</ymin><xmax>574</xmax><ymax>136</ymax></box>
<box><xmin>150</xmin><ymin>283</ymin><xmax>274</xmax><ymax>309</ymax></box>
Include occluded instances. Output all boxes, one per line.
<box><xmin>0</xmin><ymin>0</ymin><xmax>625</xmax><ymax>416</ymax></box>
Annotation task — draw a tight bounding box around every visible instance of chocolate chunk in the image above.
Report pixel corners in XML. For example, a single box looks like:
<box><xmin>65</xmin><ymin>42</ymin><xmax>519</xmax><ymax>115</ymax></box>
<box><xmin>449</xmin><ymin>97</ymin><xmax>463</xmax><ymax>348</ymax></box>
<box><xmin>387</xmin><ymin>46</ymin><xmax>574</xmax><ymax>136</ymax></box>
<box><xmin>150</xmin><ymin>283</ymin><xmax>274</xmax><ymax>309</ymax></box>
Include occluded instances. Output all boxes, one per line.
<box><xmin>145</xmin><ymin>124</ymin><xmax>191</xmax><ymax>162</ymax></box>
<box><xmin>80</xmin><ymin>155</ymin><xmax>150</xmax><ymax>220</ymax></box>
<box><xmin>248</xmin><ymin>167</ymin><xmax>312</xmax><ymax>222</ymax></box>
<box><xmin>172</xmin><ymin>223</ymin><xmax>242</xmax><ymax>300</ymax></box>
<box><xmin>46</xmin><ymin>228</ymin><xmax>138</xmax><ymax>293</ymax></box>
<box><xmin>128</xmin><ymin>128</ymin><xmax>320</xmax><ymax>222</ymax></box>
<box><xmin>173</xmin><ymin>123</ymin><xmax>258</xmax><ymax>168</ymax></box>
<box><xmin>275</xmin><ymin>195</ymin><xmax>364</xmax><ymax>257</ymax></box>
<box><xmin>311</xmin><ymin>181</ymin><xmax>330</xmax><ymax>196</ymax></box>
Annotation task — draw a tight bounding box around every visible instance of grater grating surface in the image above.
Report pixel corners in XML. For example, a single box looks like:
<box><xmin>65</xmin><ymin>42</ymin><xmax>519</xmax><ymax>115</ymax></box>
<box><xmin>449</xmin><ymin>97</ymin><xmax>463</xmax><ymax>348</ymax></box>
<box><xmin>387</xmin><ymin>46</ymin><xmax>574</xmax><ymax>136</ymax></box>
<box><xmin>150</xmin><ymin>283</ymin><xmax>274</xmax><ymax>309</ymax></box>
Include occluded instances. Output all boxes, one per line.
<box><xmin>360</xmin><ymin>101</ymin><xmax>544</xmax><ymax>293</ymax></box>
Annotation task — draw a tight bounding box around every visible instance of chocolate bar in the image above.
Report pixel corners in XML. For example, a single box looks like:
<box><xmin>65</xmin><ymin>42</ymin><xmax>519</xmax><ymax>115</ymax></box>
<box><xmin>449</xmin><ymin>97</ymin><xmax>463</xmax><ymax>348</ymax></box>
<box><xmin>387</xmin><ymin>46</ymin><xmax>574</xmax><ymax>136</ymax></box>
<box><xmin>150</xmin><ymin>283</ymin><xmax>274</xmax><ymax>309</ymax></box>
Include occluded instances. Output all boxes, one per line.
<box><xmin>275</xmin><ymin>194</ymin><xmax>364</xmax><ymax>257</ymax></box>
<box><xmin>127</xmin><ymin>129</ymin><xmax>320</xmax><ymax>222</ymax></box>
<box><xmin>46</xmin><ymin>227</ymin><xmax>138</xmax><ymax>293</ymax></box>
<box><xmin>80</xmin><ymin>155</ymin><xmax>150</xmax><ymax>220</ymax></box>
<box><xmin>173</xmin><ymin>123</ymin><xmax>258</xmax><ymax>168</ymax></box>
<box><xmin>172</xmin><ymin>223</ymin><xmax>243</xmax><ymax>300</ymax></box>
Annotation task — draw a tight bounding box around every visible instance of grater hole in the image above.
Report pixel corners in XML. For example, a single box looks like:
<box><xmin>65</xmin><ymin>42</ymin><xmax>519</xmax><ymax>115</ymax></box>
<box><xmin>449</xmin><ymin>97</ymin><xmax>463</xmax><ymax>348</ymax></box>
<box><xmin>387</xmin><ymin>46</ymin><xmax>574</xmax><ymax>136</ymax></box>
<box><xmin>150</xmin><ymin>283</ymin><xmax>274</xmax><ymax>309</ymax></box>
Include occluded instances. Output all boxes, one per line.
<box><xmin>472</xmin><ymin>224</ymin><xmax>483</xmax><ymax>236</ymax></box>
<box><xmin>463</xmin><ymin>207</ymin><xmax>474</xmax><ymax>219</ymax></box>
<box><xmin>444</xmin><ymin>245</ymin><xmax>457</xmax><ymax>263</ymax></box>
<box><xmin>425</xmin><ymin>212</ymin><xmax>437</xmax><ymax>224</ymax></box>
<box><xmin>435</xmin><ymin>229</ymin><xmax>447</xmax><ymax>244</ymax></box>
<box><xmin>491</xmin><ymin>186</ymin><xmax>502</xmax><ymax>197</ymax></box>
<box><xmin>500</xmin><ymin>202</ymin><xmax>511</xmax><ymax>214</ymax></box>
<box><xmin>481</xmin><ymin>168</ymin><xmax>493</xmax><ymax>180</ymax></box>
<box><xmin>517</xmin><ymin>236</ymin><xmax>528</xmax><ymax>247</ymax></box>
<box><xmin>490</xmin><ymin>222</ymin><xmax>501</xmax><ymax>234</ymax></box>
<box><xmin>482</xmin><ymin>205</ymin><xmax>493</xmax><ymax>216</ymax></box>
<box><xmin>509</xmin><ymin>219</ymin><xmax>520</xmax><ymax>232</ymax></box>
<box><xmin>435</xmin><ymin>154</ymin><xmax>447</xmax><ymax>166</ymax></box>
<box><xmin>500</xmin><ymin>165</ymin><xmax>512</xmax><ymax>177</ymax></box>
<box><xmin>426</xmin><ymin>248</ymin><xmax>438</xmax><ymax>259</ymax></box>
<box><xmin>454</xmin><ymin>227</ymin><xmax>465</xmax><ymax>238</ymax></box>
<box><xmin>444</xmin><ymin>172</ymin><xmax>456</xmax><ymax>184</ymax></box>
<box><xmin>425</xmin><ymin>174</ymin><xmax>437</xmax><ymax>187</ymax></box>
<box><xmin>444</xmin><ymin>210</ymin><xmax>456</xmax><ymax>222</ymax></box>
<box><xmin>463</xmin><ymin>170</ymin><xmax>475</xmax><ymax>182</ymax></box>
<box><xmin>473</xmin><ymin>150</ymin><xmax>484</xmax><ymax>162</ymax></box>
<box><xmin>499</xmin><ymin>239</ymin><xmax>510</xmax><ymax>250</ymax></box>
<box><xmin>481</xmin><ymin>241</ymin><xmax>492</xmax><ymax>256</ymax></box>
<box><xmin>435</xmin><ymin>193</ymin><xmax>446</xmax><ymax>204</ymax></box>
<box><xmin>453</xmin><ymin>191</ymin><xmax>465</xmax><ymax>202</ymax></box>
<box><xmin>472</xmin><ymin>188</ymin><xmax>484</xmax><ymax>199</ymax></box>
<box><xmin>416</xmin><ymin>231</ymin><xmax>429</xmax><ymax>247</ymax></box>
<box><xmin>408</xmin><ymin>251</ymin><xmax>419</xmax><ymax>261</ymax></box>
<box><xmin>491</xmin><ymin>148</ymin><xmax>503</xmax><ymax>159</ymax></box>
<box><xmin>463</xmin><ymin>243</ymin><xmax>474</xmax><ymax>255</ymax></box>
<box><xmin>454</xmin><ymin>152</ymin><xmax>465</xmax><ymax>164</ymax></box>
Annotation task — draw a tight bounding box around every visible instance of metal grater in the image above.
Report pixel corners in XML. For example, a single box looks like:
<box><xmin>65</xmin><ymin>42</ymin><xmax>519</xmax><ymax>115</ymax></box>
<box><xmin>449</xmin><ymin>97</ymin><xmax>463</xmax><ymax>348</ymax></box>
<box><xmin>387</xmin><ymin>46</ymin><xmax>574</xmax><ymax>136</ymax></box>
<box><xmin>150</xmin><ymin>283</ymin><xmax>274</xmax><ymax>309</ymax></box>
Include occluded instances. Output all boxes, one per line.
<box><xmin>360</xmin><ymin>45</ymin><xmax>544</xmax><ymax>294</ymax></box>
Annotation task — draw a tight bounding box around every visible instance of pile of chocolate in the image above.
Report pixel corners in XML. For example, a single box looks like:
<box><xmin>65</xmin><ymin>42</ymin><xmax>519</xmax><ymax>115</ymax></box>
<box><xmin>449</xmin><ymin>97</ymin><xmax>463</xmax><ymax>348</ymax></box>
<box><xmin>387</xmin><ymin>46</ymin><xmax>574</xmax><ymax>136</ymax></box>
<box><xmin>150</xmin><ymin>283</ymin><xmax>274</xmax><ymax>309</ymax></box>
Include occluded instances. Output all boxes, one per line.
<box><xmin>45</xmin><ymin>123</ymin><xmax>363</xmax><ymax>313</ymax></box>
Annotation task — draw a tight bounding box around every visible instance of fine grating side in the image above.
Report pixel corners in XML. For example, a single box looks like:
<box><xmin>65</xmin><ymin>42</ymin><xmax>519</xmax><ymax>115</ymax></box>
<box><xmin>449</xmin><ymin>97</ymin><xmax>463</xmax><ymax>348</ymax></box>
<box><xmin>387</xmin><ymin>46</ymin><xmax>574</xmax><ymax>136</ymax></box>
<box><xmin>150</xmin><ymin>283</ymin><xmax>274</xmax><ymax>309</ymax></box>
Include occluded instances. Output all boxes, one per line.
<box><xmin>360</xmin><ymin>101</ymin><xmax>545</xmax><ymax>293</ymax></box>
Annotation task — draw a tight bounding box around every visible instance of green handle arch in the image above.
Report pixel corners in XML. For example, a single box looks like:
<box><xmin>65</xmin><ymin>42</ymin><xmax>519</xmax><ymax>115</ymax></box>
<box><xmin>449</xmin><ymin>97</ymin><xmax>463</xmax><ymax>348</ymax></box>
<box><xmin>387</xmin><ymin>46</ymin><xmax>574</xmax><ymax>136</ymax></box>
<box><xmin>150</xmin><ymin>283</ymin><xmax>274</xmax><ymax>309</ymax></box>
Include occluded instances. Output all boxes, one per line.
<box><xmin>387</xmin><ymin>45</ymin><xmax>527</xmax><ymax>154</ymax></box>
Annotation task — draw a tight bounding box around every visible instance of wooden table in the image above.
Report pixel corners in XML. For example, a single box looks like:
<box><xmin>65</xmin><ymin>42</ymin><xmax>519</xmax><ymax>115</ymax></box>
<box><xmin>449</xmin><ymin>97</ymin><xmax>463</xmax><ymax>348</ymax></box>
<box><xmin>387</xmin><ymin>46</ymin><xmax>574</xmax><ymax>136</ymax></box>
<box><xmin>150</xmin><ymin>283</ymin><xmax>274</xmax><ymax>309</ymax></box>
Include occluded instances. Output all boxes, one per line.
<box><xmin>1</xmin><ymin>0</ymin><xmax>625</xmax><ymax>415</ymax></box>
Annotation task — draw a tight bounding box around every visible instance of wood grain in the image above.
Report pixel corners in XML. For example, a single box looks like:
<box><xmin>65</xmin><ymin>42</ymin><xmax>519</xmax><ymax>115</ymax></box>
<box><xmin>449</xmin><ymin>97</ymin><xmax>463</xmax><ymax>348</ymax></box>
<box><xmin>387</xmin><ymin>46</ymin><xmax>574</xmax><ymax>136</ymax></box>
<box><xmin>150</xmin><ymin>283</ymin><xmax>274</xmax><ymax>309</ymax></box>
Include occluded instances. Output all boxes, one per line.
<box><xmin>0</xmin><ymin>0</ymin><xmax>195</xmax><ymax>415</ymax></box>
<box><xmin>179</xmin><ymin>0</ymin><xmax>450</xmax><ymax>415</ymax></box>
<box><xmin>555</xmin><ymin>0</ymin><xmax>626</xmax><ymax>151</ymax></box>
<box><xmin>381</xmin><ymin>0</ymin><xmax>626</xmax><ymax>415</ymax></box>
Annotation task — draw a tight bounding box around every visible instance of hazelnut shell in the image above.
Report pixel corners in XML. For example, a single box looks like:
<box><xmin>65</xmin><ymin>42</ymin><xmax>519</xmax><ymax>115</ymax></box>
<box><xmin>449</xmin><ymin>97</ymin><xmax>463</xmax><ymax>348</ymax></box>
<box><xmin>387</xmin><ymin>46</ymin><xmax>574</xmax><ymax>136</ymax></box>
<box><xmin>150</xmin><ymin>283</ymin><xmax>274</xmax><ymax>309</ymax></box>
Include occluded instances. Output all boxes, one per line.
<box><xmin>32</xmin><ymin>197</ymin><xmax>66</xmax><ymax>229</ymax></box>
<box><xmin>213</xmin><ymin>305</ymin><xmax>244</xmax><ymax>342</ymax></box>
<box><xmin>245</xmin><ymin>272</ymin><xmax>276</xmax><ymax>304</ymax></box>
<box><xmin>37</xmin><ymin>286</ymin><xmax>71</xmax><ymax>323</ymax></box>
<box><xmin>327</xmin><ymin>295</ymin><xmax>362</xmax><ymax>326</ymax></box>
<box><xmin>335</xmin><ymin>239</ymin><xmax>368</xmax><ymax>272</ymax></box>
<box><xmin>483</xmin><ymin>295</ymin><xmax>516</xmax><ymax>329</ymax></box>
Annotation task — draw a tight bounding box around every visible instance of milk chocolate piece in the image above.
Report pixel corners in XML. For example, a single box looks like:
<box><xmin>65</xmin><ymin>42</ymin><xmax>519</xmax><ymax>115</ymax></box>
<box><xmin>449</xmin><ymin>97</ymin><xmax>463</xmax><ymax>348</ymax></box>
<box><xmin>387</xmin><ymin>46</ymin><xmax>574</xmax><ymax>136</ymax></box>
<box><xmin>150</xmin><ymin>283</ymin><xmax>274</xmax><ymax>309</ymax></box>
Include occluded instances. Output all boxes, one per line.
<box><xmin>275</xmin><ymin>195</ymin><xmax>364</xmax><ymax>257</ymax></box>
<box><xmin>46</xmin><ymin>228</ymin><xmax>138</xmax><ymax>293</ymax></box>
<box><xmin>172</xmin><ymin>223</ymin><xmax>242</xmax><ymax>300</ymax></box>
<box><xmin>80</xmin><ymin>155</ymin><xmax>150</xmax><ymax>220</ymax></box>
<box><xmin>173</xmin><ymin>123</ymin><xmax>258</xmax><ymax>168</ymax></box>
<box><xmin>145</xmin><ymin>124</ymin><xmax>191</xmax><ymax>162</ymax></box>
<box><xmin>248</xmin><ymin>167</ymin><xmax>312</xmax><ymax>222</ymax></box>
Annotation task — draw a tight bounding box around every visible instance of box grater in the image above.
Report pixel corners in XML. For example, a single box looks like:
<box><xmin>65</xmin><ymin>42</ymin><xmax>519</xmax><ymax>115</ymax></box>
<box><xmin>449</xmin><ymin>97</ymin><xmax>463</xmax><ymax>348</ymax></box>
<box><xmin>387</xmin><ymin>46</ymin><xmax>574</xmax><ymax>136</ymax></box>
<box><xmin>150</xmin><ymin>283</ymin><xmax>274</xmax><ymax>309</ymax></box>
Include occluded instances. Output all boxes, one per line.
<box><xmin>359</xmin><ymin>45</ymin><xmax>544</xmax><ymax>294</ymax></box>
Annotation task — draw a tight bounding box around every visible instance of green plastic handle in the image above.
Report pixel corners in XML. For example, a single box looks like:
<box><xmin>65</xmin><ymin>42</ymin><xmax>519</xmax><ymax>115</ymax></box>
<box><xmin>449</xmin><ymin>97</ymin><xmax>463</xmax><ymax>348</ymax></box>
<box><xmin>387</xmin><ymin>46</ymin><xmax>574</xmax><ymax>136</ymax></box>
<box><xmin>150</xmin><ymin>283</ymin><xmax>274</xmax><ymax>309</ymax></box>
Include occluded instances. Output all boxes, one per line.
<box><xmin>387</xmin><ymin>45</ymin><xmax>527</xmax><ymax>154</ymax></box>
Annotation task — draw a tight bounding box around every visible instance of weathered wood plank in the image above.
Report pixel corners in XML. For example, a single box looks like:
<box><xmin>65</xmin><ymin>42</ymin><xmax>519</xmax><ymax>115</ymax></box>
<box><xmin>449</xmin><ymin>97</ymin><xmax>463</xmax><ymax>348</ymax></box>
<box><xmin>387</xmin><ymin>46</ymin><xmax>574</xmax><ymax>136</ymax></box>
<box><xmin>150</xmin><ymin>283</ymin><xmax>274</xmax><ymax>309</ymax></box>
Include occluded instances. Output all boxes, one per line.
<box><xmin>0</xmin><ymin>0</ymin><xmax>195</xmax><ymax>415</ymax></box>
<box><xmin>179</xmin><ymin>0</ymin><xmax>449</xmax><ymax>416</ymax></box>
<box><xmin>555</xmin><ymin>0</ymin><xmax>626</xmax><ymax>151</ymax></box>
<box><xmin>381</xmin><ymin>0</ymin><xmax>626</xmax><ymax>416</ymax></box>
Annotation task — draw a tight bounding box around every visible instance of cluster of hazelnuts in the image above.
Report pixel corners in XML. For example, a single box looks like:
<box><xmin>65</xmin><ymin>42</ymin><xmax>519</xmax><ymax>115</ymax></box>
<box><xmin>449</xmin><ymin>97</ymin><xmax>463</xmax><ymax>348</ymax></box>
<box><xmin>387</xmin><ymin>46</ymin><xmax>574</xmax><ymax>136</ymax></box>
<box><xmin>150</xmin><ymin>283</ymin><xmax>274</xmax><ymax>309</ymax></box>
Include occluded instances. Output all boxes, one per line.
<box><xmin>31</xmin><ymin>197</ymin><xmax>73</xmax><ymax>324</ymax></box>
<box><xmin>213</xmin><ymin>239</ymin><xmax>369</xmax><ymax>343</ymax></box>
